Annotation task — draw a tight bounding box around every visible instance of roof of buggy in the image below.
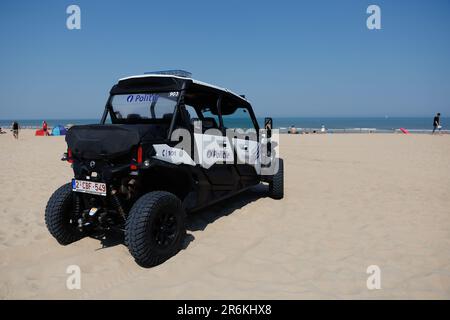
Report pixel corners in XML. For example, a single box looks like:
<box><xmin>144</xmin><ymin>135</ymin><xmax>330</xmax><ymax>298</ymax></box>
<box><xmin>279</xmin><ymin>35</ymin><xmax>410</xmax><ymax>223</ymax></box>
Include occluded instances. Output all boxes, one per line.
<box><xmin>110</xmin><ymin>74</ymin><xmax>250</xmax><ymax>107</ymax></box>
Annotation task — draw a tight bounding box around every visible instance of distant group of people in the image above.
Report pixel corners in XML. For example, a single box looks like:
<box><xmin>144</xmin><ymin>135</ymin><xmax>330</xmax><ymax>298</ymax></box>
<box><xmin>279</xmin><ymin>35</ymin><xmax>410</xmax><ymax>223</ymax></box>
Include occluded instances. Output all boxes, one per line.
<box><xmin>289</xmin><ymin>125</ymin><xmax>326</xmax><ymax>134</ymax></box>
<box><xmin>0</xmin><ymin>120</ymin><xmax>49</xmax><ymax>140</ymax></box>
<box><xmin>0</xmin><ymin>122</ymin><xmax>20</xmax><ymax>138</ymax></box>
<box><xmin>287</xmin><ymin>114</ymin><xmax>444</xmax><ymax>134</ymax></box>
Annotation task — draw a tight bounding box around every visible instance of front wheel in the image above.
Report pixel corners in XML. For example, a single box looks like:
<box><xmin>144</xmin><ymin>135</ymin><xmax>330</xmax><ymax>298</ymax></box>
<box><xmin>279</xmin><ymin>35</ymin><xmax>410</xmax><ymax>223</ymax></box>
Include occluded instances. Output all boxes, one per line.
<box><xmin>45</xmin><ymin>183</ymin><xmax>85</xmax><ymax>245</ymax></box>
<box><xmin>269</xmin><ymin>158</ymin><xmax>284</xmax><ymax>199</ymax></box>
<box><xmin>125</xmin><ymin>191</ymin><xmax>186</xmax><ymax>267</ymax></box>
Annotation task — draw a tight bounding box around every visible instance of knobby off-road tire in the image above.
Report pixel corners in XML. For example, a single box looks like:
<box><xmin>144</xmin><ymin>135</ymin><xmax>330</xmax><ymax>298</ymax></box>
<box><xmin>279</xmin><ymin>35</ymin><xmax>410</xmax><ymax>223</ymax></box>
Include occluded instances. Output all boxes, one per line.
<box><xmin>45</xmin><ymin>183</ymin><xmax>84</xmax><ymax>245</ymax></box>
<box><xmin>269</xmin><ymin>158</ymin><xmax>284</xmax><ymax>199</ymax></box>
<box><xmin>125</xmin><ymin>191</ymin><xmax>186</xmax><ymax>268</ymax></box>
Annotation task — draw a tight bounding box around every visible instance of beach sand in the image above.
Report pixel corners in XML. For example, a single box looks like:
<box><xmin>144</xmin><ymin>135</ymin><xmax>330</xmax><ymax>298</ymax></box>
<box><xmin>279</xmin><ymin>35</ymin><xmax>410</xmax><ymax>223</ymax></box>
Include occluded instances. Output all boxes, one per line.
<box><xmin>0</xmin><ymin>130</ymin><xmax>449</xmax><ymax>299</ymax></box>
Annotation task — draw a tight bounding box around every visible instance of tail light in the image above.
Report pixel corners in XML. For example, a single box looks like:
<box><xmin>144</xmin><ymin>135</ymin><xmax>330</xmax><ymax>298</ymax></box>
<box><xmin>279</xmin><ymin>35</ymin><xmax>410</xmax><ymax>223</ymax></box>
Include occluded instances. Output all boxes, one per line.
<box><xmin>67</xmin><ymin>148</ymin><xmax>74</xmax><ymax>163</ymax></box>
<box><xmin>131</xmin><ymin>145</ymin><xmax>143</xmax><ymax>170</ymax></box>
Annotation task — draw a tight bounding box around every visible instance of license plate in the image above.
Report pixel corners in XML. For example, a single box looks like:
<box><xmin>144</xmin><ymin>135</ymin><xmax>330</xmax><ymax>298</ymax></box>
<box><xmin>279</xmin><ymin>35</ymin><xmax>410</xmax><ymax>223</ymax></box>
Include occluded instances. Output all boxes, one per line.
<box><xmin>72</xmin><ymin>179</ymin><xmax>107</xmax><ymax>196</ymax></box>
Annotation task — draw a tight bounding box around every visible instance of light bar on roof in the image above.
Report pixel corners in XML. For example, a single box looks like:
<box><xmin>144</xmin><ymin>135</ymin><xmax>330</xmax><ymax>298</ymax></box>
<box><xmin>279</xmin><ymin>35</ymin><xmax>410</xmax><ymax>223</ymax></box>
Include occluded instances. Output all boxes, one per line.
<box><xmin>144</xmin><ymin>70</ymin><xmax>192</xmax><ymax>78</ymax></box>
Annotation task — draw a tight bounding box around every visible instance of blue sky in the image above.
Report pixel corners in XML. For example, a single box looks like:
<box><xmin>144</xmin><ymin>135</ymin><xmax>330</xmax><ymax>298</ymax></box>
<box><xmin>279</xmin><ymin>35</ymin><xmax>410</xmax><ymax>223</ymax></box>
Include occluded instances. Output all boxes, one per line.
<box><xmin>0</xmin><ymin>0</ymin><xmax>449</xmax><ymax>119</ymax></box>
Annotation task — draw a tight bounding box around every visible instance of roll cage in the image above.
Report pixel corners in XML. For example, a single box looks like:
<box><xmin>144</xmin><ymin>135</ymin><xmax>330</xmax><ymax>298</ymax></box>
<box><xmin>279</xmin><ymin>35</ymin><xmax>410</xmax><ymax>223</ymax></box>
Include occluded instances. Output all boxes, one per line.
<box><xmin>100</xmin><ymin>75</ymin><xmax>260</xmax><ymax>140</ymax></box>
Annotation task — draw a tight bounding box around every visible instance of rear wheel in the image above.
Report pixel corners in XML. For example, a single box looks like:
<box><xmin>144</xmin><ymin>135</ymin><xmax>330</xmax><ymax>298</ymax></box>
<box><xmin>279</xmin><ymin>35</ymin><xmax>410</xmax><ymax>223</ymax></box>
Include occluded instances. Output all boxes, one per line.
<box><xmin>45</xmin><ymin>183</ymin><xmax>85</xmax><ymax>245</ymax></box>
<box><xmin>269</xmin><ymin>158</ymin><xmax>284</xmax><ymax>199</ymax></box>
<box><xmin>125</xmin><ymin>191</ymin><xmax>186</xmax><ymax>267</ymax></box>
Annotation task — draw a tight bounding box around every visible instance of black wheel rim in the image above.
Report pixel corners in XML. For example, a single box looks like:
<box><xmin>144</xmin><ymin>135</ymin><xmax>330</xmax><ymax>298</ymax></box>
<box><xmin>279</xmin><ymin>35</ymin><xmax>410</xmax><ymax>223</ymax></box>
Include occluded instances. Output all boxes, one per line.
<box><xmin>152</xmin><ymin>210</ymin><xmax>178</xmax><ymax>249</ymax></box>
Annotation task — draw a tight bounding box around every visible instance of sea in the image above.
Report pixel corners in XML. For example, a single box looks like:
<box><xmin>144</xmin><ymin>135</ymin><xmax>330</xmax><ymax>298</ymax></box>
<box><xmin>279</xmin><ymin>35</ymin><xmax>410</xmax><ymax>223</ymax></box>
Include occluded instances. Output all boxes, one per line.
<box><xmin>0</xmin><ymin>117</ymin><xmax>447</xmax><ymax>131</ymax></box>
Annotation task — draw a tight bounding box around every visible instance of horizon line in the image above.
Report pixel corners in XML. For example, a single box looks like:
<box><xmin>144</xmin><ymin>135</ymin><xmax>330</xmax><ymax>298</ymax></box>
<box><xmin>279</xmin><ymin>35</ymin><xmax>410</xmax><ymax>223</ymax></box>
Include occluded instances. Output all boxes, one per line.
<box><xmin>0</xmin><ymin>116</ymin><xmax>446</xmax><ymax>121</ymax></box>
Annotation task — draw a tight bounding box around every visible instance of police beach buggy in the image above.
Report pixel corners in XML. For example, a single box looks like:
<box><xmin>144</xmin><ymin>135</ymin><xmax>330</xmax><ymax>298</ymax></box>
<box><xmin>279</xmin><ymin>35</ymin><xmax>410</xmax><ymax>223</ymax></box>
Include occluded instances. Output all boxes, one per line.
<box><xmin>45</xmin><ymin>70</ymin><xmax>283</xmax><ymax>267</ymax></box>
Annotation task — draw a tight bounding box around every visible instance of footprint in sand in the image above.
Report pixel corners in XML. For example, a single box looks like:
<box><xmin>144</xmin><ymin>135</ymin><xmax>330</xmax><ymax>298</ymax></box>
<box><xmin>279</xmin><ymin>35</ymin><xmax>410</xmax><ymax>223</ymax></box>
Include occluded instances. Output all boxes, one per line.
<box><xmin>34</xmin><ymin>233</ymin><xmax>47</xmax><ymax>241</ymax></box>
<box><xmin>13</xmin><ymin>216</ymin><xmax>23</xmax><ymax>224</ymax></box>
<box><xmin>4</xmin><ymin>198</ymin><xmax>14</xmax><ymax>205</ymax></box>
<box><xmin>25</xmin><ymin>273</ymin><xmax>39</xmax><ymax>281</ymax></box>
<box><xmin>80</xmin><ymin>264</ymin><xmax>106</xmax><ymax>274</ymax></box>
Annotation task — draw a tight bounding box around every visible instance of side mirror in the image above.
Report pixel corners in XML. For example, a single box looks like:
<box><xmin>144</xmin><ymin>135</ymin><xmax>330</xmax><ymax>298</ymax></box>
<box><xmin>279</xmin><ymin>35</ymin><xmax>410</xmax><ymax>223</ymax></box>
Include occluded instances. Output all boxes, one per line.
<box><xmin>264</xmin><ymin>117</ymin><xmax>273</xmax><ymax>158</ymax></box>
<box><xmin>264</xmin><ymin>117</ymin><xmax>273</xmax><ymax>139</ymax></box>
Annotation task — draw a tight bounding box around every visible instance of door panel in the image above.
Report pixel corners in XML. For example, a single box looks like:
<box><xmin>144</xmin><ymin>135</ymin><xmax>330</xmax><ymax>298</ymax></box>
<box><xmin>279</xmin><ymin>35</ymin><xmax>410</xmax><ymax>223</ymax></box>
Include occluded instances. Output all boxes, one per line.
<box><xmin>194</xmin><ymin>133</ymin><xmax>235</xmax><ymax>187</ymax></box>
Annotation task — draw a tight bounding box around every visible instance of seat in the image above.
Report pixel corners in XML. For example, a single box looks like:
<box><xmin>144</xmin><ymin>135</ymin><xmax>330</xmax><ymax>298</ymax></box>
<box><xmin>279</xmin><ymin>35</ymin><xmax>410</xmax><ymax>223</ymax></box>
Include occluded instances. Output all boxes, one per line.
<box><xmin>127</xmin><ymin>113</ymin><xmax>142</xmax><ymax>120</ymax></box>
<box><xmin>191</xmin><ymin>117</ymin><xmax>218</xmax><ymax>133</ymax></box>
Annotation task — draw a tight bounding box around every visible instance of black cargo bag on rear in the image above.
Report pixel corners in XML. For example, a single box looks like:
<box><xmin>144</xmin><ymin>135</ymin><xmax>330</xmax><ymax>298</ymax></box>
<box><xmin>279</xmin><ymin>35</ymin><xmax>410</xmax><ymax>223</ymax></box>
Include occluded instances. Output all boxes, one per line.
<box><xmin>66</xmin><ymin>125</ymin><xmax>140</xmax><ymax>159</ymax></box>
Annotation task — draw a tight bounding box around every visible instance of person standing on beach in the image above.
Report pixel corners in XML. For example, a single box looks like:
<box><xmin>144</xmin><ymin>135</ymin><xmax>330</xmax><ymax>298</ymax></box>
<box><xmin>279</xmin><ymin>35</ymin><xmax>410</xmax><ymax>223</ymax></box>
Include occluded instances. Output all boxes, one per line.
<box><xmin>289</xmin><ymin>125</ymin><xmax>297</xmax><ymax>134</ymax></box>
<box><xmin>42</xmin><ymin>120</ymin><xmax>48</xmax><ymax>136</ymax></box>
<box><xmin>432</xmin><ymin>113</ymin><xmax>441</xmax><ymax>134</ymax></box>
<box><xmin>12</xmin><ymin>121</ymin><xmax>19</xmax><ymax>139</ymax></box>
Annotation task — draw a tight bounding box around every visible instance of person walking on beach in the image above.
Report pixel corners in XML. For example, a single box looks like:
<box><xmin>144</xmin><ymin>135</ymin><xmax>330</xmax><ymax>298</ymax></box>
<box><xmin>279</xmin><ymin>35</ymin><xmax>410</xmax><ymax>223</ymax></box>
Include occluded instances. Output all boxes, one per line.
<box><xmin>12</xmin><ymin>121</ymin><xmax>19</xmax><ymax>139</ymax></box>
<box><xmin>432</xmin><ymin>113</ymin><xmax>441</xmax><ymax>134</ymax></box>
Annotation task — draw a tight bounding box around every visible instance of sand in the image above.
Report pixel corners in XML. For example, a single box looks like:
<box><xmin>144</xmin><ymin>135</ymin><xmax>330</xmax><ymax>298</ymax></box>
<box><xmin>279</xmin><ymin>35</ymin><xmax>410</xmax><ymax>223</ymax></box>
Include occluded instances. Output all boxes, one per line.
<box><xmin>0</xmin><ymin>129</ymin><xmax>449</xmax><ymax>299</ymax></box>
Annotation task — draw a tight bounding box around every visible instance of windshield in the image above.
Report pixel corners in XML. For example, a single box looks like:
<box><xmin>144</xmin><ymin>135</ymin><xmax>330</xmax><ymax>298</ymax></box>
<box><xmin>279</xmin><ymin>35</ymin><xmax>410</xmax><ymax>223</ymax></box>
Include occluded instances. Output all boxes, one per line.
<box><xmin>110</xmin><ymin>92</ymin><xmax>179</xmax><ymax>123</ymax></box>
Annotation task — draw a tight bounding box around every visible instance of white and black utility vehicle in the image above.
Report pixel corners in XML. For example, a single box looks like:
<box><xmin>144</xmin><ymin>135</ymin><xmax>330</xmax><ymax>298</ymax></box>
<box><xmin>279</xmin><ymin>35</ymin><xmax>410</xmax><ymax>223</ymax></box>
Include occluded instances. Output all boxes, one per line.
<box><xmin>45</xmin><ymin>70</ymin><xmax>283</xmax><ymax>267</ymax></box>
